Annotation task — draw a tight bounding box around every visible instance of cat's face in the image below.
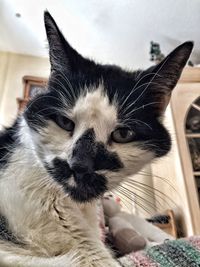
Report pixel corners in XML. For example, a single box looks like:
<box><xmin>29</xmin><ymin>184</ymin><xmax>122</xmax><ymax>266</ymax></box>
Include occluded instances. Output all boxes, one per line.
<box><xmin>23</xmin><ymin>12</ymin><xmax>193</xmax><ymax>202</ymax></box>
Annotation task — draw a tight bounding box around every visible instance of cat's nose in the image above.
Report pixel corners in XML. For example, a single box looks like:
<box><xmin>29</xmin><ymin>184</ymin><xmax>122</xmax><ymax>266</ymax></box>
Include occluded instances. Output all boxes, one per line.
<box><xmin>71</xmin><ymin>129</ymin><xmax>95</xmax><ymax>175</ymax></box>
<box><xmin>70</xmin><ymin>157</ymin><xmax>94</xmax><ymax>174</ymax></box>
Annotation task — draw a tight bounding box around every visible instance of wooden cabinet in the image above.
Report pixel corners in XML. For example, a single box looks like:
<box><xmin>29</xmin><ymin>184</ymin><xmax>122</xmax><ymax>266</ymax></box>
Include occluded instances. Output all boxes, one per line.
<box><xmin>17</xmin><ymin>76</ymin><xmax>47</xmax><ymax>111</ymax></box>
<box><xmin>171</xmin><ymin>67</ymin><xmax>200</xmax><ymax>234</ymax></box>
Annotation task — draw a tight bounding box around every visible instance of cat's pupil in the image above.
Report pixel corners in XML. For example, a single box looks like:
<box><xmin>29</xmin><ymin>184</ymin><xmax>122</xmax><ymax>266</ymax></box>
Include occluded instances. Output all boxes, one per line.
<box><xmin>119</xmin><ymin>128</ymin><xmax>129</xmax><ymax>138</ymax></box>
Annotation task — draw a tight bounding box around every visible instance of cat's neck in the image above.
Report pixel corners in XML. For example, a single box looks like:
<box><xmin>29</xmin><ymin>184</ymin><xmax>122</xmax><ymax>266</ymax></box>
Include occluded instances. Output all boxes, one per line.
<box><xmin>0</xmin><ymin>117</ymin><xmax>61</xmax><ymax>228</ymax></box>
<box><xmin>0</xmin><ymin>117</ymin><xmax>49</xmax><ymax>188</ymax></box>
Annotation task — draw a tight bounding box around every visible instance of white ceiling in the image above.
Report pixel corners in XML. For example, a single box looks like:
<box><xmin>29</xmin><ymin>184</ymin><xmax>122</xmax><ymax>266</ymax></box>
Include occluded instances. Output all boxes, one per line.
<box><xmin>1</xmin><ymin>0</ymin><xmax>200</xmax><ymax>69</ymax></box>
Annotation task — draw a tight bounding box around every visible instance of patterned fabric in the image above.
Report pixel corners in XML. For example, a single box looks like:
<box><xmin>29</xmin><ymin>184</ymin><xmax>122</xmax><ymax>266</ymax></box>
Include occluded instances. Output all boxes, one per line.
<box><xmin>119</xmin><ymin>236</ymin><xmax>200</xmax><ymax>267</ymax></box>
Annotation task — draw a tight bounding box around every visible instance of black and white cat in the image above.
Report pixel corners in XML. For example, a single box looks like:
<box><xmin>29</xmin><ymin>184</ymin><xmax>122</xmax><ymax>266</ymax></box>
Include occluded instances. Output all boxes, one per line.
<box><xmin>0</xmin><ymin>11</ymin><xmax>193</xmax><ymax>267</ymax></box>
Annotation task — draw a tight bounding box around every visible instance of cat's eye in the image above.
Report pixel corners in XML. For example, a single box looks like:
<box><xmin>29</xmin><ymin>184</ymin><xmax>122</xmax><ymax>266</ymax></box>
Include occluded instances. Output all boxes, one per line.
<box><xmin>111</xmin><ymin>127</ymin><xmax>135</xmax><ymax>143</ymax></box>
<box><xmin>55</xmin><ymin>115</ymin><xmax>75</xmax><ymax>132</ymax></box>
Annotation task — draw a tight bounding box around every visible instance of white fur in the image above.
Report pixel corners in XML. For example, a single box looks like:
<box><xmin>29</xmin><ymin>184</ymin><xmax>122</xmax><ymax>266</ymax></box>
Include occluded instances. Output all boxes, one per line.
<box><xmin>72</xmin><ymin>86</ymin><xmax>117</xmax><ymax>143</ymax></box>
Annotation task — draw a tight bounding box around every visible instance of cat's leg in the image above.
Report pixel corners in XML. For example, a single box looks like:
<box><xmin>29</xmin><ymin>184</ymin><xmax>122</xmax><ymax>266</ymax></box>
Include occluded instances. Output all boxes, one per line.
<box><xmin>0</xmin><ymin>201</ymin><xmax>121</xmax><ymax>267</ymax></box>
<box><xmin>48</xmin><ymin>199</ymin><xmax>121</xmax><ymax>267</ymax></box>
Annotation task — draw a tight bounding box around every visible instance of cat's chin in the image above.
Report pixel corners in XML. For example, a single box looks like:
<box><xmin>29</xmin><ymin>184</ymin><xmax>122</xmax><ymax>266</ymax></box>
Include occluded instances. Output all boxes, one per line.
<box><xmin>65</xmin><ymin>173</ymin><xmax>108</xmax><ymax>202</ymax></box>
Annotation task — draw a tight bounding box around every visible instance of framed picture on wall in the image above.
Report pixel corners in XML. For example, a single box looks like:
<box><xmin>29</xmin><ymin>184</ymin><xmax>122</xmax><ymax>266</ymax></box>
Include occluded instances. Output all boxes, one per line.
<box><xmin>17</xmin><ymin>76</ymin><xmax>48</xmax><ymax>111</ymax></box>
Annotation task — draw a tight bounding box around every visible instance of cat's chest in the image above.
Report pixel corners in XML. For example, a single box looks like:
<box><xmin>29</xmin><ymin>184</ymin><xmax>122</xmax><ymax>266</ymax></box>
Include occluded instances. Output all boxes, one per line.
<box><xmin>0</xmin><ymin>167</ymin><xmax>100</xmax><ymax>246</ymax></box>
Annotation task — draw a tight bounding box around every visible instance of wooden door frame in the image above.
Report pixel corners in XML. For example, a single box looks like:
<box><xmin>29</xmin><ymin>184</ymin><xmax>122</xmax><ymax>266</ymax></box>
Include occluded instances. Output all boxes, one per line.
<box><xmin>171</xmin><ymin>67</ymin><xmax>200</xmax><ymax>234</ymax></box>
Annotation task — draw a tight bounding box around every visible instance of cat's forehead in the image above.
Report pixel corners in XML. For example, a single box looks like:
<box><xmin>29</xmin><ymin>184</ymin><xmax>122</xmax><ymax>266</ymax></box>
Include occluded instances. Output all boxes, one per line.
<box><xmin>71</xmin><ymin>84</ymin><xmax>117</xmax><ymax>142</ymax></box>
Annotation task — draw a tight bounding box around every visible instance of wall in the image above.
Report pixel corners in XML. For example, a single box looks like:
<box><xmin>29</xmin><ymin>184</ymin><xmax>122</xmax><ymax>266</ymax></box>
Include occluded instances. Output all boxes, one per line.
<box><xmin>0</xmin><ymin>51</ymin><xmax>50</xmax><ymax>127</ymax></box>
<box><xmin>0</xmin><ymin>52</ymin><xmax>9</xmax><ymax>123</ymax></box>
<box><xmin>151</xmin><ymin>103</ymin><xmax>193</xmax><ymax>236</ymax></box>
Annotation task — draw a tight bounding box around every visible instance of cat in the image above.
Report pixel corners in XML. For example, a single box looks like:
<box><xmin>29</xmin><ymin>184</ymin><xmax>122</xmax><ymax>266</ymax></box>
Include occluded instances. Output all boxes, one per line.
<box><xmin>0</xmin><ymin>11</ymin><xmax>193</xmax><ymax>267</ymax></box>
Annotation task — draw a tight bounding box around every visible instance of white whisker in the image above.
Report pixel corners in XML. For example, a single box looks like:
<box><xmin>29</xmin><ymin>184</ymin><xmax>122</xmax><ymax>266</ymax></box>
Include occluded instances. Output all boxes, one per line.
<box><xmin>124</xmin><ymin>57</ymin><xmax>169</xmax><ymax>114</ymax></box>
<box><xmin>124</xmin><ymin>101</ymin><xmax>161</xmax><ymax>119</ymax></box>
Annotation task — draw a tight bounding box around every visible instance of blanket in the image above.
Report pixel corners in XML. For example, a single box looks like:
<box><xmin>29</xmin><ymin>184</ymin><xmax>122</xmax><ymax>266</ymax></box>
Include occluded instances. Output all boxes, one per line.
<box><xmin>119</xmin><ymin>236</ymin><xmax>200</xmax><ymax>267</ymax></box>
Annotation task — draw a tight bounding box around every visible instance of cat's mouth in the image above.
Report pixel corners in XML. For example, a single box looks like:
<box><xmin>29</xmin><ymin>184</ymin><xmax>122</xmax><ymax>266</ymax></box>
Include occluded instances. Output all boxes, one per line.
<box><xmin>66</xmin><ymin>172</ymin><xmax>108</xmax><ymax>202</ymax></box>
<box><xmin>47</xmin><ymin>158</ymin><xmax>108</xmax><ymax>202</ymax></box>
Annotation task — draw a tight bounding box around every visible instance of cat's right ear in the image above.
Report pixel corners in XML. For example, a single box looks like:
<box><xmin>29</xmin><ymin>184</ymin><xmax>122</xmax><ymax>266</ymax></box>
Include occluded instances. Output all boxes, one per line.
<box><xmin>44</xmin><ymin>11</ymin><xmax>89</xmax><ymax>73</ymax></box>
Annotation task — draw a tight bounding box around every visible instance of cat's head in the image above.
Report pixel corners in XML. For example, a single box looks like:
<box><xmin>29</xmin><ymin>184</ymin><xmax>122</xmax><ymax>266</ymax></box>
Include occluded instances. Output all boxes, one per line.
<box><xmin>23</xmin><ymin>11</ymin><xmax>193</xmax><ymax>202</ymax></box>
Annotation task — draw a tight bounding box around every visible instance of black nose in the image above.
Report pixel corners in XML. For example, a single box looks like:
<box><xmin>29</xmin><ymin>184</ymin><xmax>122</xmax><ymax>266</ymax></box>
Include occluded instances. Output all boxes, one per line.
<box><xmin>70</xmin><ymin>157</ymin><xmax>94</xmax><ymax>174</ymax></box>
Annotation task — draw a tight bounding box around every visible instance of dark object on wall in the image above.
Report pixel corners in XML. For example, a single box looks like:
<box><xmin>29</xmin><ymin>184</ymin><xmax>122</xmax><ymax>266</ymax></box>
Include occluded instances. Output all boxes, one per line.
<box><xmin>147</xmin><ymin>210</ymin><xmax>177</xmax><ymax>238</ymax></box>
<box><xmin>185</xmin><ymin>97</ymin><xmax>200</xmax><ymax>173</ymax></box>
<box><xmin>150</xmin><ymin>41</ymin><xmax>165</xmax><ymax>63</ymax></box>
<box><xmin>188</xmin><ymin>60</ymin><xmax>194</xmax><ymax>67</ymax></box>
<box><xmin>147</xmin><ymin>215</ymin><xmax>170</xmax><ymax>224</ymax></box>
<box><xmin>17</xmin><ymin>76</ymin><xmax>47</xmax><ymax>111</ymax></box>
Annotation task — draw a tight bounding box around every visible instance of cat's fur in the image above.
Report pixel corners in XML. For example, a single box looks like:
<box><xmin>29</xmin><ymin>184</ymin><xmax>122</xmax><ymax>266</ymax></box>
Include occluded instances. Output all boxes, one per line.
<box><xmin>0</xmin><ymin>11</ymin><xmax>193</xmax><ymax>267</ymax></box>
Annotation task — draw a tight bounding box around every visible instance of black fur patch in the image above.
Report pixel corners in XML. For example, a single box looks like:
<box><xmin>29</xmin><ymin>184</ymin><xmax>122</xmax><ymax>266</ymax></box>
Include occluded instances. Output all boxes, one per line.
<box><xmin>0</xmin><ymin>120</ymin><xmax>19</xmax><ymax>169</ymax></box>
<box><xmin>46</xmin><ymin>129</ymin><xmax>123</xmax><ymax>202</ymax></box>
<box><xmin>46</xmin><ymin>158</ymin><xmax>72</xmax><ymax>185</ymax></box>
<box><xmin>67</xmin><ymin>172</ymin><xmax>107</xmax><ymax>202</ymax></box>
<box><xmin>70</xmin><ymin>129</ymin><xmax>123</xmax><ymax>201</ymax></box>
<box><xmin>71</xmin><ymin>129</ymin><xmax>96</xmax><ymax>174</ymax></box>
<box><xmin>94</xmin><ymin>143</ymin><xmax>124</xmax><ymax>171</ymax></box>
<box><xmin>46</xmin><ymin>157</ymin><xmax>107</xmax><ymax>202</ymax></box>
<box><xmin>71</xmin><ymin>129</ymin><xmax>123</xmax><ymax>173</ymax></box>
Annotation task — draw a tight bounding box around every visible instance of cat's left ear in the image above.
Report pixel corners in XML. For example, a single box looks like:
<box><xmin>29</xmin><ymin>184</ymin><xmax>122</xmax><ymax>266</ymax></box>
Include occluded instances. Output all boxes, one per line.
<box><xmin>44</xmin><ymin>11</ymin><xmax>92</xmax><ymax>73</ymax></box>
<box><xmin>145</xmin><ymin>41</ymin><xmax>193</xmax><ymax>114</ymax></box>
